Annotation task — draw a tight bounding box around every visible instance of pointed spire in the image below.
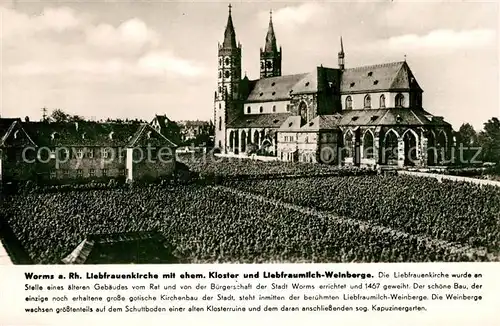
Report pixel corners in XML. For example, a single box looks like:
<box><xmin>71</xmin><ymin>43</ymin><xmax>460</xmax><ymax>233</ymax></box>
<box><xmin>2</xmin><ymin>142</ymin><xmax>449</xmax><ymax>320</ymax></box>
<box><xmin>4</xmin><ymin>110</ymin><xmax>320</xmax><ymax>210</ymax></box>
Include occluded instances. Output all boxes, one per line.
<box><xmin>264</xmin><ymin>9</ymin><xmax>278</xmax><ymax>53</ymax></box>
<box><xmin>222</xmin><ymin>3</ymin><xmax>237</xmax><ymax>48</ymax></box>
<box><xmin>338</xmin><ymin>36</ymin><xmax>345</xmax><ymax>70</ymax></box>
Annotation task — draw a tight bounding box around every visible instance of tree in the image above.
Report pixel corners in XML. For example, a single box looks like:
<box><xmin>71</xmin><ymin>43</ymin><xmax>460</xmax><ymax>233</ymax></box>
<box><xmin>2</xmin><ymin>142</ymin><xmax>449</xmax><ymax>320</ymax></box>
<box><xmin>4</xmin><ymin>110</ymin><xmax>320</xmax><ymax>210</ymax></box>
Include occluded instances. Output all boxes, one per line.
<box><xmin>478</xmin><ymin>117</ymin><xmax>500</xmax><ymax>163</ymax></box>
<box><xmin>50</xmin><ymin>109</ymin><xmax>69</xmax><ymax>122</ymax></box>
<box><xmin>456</xmin><ymin>123</ymin><xmax>477</xmax><ymax>147</ymax></box>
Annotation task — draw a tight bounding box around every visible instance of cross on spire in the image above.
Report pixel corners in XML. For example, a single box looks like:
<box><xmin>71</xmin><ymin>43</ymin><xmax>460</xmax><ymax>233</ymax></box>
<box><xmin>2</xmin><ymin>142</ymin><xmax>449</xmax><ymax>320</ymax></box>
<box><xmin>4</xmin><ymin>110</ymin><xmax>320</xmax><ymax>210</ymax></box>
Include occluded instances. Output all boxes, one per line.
<box><xmin>228</xmin><ymin>3</ymin><xmax>232</xmax><ymax>14</ymax></box>
<box><xmin>270</xmin><ymin>9</ymin><xmax>272</xmax><ymax>20</ymax></box>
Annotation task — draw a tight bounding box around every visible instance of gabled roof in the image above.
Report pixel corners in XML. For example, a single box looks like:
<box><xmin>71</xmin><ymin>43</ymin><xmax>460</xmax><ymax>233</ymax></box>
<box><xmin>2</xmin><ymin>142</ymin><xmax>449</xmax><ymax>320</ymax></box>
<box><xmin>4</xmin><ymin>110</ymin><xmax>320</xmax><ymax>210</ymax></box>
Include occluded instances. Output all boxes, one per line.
<box><xmin>127</xmin><ymin>123</ymin><xmax>178</xmax><ymax>148</ymax></box>
<box><xmin>245</xmin><ymin>73</ymin><xmax>308</xmax><ymax>102</ymax></box>
<box><xmin>340</xmin><ymin>61</ymin><xmax>422</xmax><ymax>93</ymax></box>
<box><xmin>0</xmin><ymin>120</ymin><xmax>36</xmax><ymax>147</ymax></box>
<box><xmin>228</xmin><ymin>113</ymin><xmax>290</xmax><ymax>128</ymax></box>
<box><xmin>327</xmin><ymin>109</ymin><xmax>450</xmax><ymax>127</ymax></box>
<box><xmin>279</xmin><ymin>116</ymin><xmax>302</xmax><ymax>131</ymax></box>
<box><xmin>61</xmin><ymin>231</ymin><xmax>177</xmax><ymax>264</ymax></box>
<box><xmin>23</xmin><ymin>121</ymin><xmax>140</xmax><ymax>147</ymax></box>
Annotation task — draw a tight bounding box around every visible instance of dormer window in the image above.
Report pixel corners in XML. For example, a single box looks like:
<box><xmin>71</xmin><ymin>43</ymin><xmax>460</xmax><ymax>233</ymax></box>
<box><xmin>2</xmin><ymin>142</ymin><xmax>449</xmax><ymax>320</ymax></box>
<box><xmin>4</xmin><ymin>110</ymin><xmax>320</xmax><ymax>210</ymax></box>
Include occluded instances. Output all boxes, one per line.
<box><xmin>351</xmin><ymin>116</ymin><xmax>359</xmax><ymax>121</ymax></box>
<box><xmin>350</xmin><ymin>82</ymin><xmax>355</xmax><ymax>87</ymax></box>
<box><xmin>271</xmin><ymin>82</ymin><xmax>276</xmax><ymax>86</ymax></box>
<box><xmin>288</xmin><ymin>122</ymin><xmax>293</xmax><ymax>127</ymax></box>
<box><xmin>273</xmin><ymin>119</ymin><xmax>279</xmax><ymax>124</ymax></box>
<box><xmin>272</xmin><ymin>91</ymin><xmax>276</xmax><ymax>96</ymax></box>
<box><xmin>373</xmin><ymin>80</ymin><xmax>379</xmax><ymax>85</ymax></box>
<box><xmin>259</xmin><ymin>92</ymin><xmax>264</xmax><ymax>97</ymax></box>
<box><xmin>368</xmin><ymin>71</ymin><xmax>373</xmax><ymax>77</ymax></box>
<box><xmin>305</xmin><ymin>82</ymin><xmax>310</xmax><ymax>87</ymax></box>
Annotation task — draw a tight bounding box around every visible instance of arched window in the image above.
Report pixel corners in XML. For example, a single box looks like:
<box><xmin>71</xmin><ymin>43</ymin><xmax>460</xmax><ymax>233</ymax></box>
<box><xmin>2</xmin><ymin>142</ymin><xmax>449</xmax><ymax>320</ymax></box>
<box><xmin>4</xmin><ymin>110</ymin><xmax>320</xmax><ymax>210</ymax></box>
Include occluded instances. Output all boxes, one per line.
<box><xmin>395</xmin><ymin>93</ymin><xmax>405</xmax><ymax>108</ymax></box>
<box><xmin>345</xmin><ymin>96</ymin><xmax>352</xmax><ymax>110</ymax></box>
<box><xmin>218</xmin><ymin>71</ymin><xmax>222</xmax><ymax>79</ymax></box>
<box><xmin>364</xmin><ymin>94</ymin><xmax>371</xmax><ymax>108</ymax></box>
<box><xmin>344</xmin><ymin>130</ymin><xmax>354</xmax><ymax>158</ymax></box>
<box><xmin>259</xmin><ymin>106</ymin><xmax>263</xmax><ymax>113</ymax></box>
<box><xmin>218</xmin><ymin>117</ymin><xmax>222</xmax><ymax>131</ymax></box>
<box><xmin>299</xmin><ymin>101</ymin><xmax>307</xmax><ymax>123</ymax></box>
<box><xmin>384</xmin><ymin>130</ymin><xmax>399</xmax><ymax>162</ymax></box>
<box><xmin>363</xmin><ymin>131</ymin><xmax>374</xmax><ymax>159</ymax></box>
<box><xmin>272</xmin><ymin>105</ymin><xmax>276</xmax><ymax>112</ymax></box>
<box><xmin>254</xmin><ymin>130</ymin><xmax>260</xmax><ymax>146</ymax></box>
<box><xmin>219</xmin><ymin>103</ymin><xmax>221</xmax><ymax>109</ymax></box>
<box><xmin>225</xmin><ymin>57</ymin><xmax>230</xmax><ymax>66</ymax></box>
<box><xmin>219</xmin><ymin>58</ymin><xmax>222</xmax><ymax>66</ymax></box>
<box><xmin>247</xmin><ymin>106</ymin><xmax>250</xmax><ymax>114</ymax></box>
<box><xmin>379</xmin><ymin>95</ymin><xmax>386</xmax><ymax>108</ymax></box>
<box><xmin>224</xmin><ymin>70</ymin><xmax>230</xmax><ymax>78</ymax></box>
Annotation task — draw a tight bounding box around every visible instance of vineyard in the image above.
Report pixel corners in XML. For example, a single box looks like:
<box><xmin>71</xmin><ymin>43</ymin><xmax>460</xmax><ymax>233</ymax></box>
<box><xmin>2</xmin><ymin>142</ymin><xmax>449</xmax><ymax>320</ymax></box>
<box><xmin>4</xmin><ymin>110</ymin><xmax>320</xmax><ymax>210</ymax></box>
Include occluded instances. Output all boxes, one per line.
<box><xmin>1</xmin><ymin>163</ymin><xmax>499</xmax><ymax>263</ymax></box>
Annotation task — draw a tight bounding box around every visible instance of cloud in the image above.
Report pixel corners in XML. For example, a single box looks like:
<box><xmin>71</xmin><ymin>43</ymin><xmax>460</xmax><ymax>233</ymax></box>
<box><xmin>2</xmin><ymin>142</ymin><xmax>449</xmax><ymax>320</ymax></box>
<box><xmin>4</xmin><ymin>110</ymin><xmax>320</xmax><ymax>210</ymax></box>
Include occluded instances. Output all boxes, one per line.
<box><xmin>266</xmin><ymin>3</ymin><xmax>325</xmax><ymax>27</ymax></box>
<box><xmin>85</xmin><ymin>18</ymin><xmax>160</xmax><ymax>51</ymax></box>
<box><xmin>8</xmin><ymin>52</ymin><xmax>205</xmax><ymax>78</ymax></box>
<box><xmin>357</xmin><ymin>29</ymin><xmax>496</xmax><ymax>54</ymax></box>
<box><xmin>0</xmin><ymin>6</ymin><xmax>82</xmax><ymax>38</ymax></box>
<box><xmin>137</xmin><ymin>51</ymin><xmax>205</xmax><ymax>77</ymax></box>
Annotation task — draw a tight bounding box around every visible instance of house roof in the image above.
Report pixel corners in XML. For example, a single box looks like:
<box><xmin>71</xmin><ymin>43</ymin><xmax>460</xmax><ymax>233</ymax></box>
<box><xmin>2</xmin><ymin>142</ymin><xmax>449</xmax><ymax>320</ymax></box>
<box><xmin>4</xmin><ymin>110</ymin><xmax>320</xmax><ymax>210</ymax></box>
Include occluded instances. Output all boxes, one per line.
<box><xmin>127</xmin><ymin>123</ymin><xmax>178</xmax><ymax>147</ymax></box>
<box><xmin>340</xmin><ymin>61</ymin><xmax>422</xmax><ymax>93</ymax></box>
<box><xmin>228</xmin><ymin>113</ymin><xmax>290</xmax><ymax>128</ymax></box>
<box><xmin>279</xmin><ymin>116</ymin><xmax>302</xmax><ymax>131</ymax></box>
<box><xmin>61</xmin><ymin>231</ymin><xmax>177</xmax><ymax>264</ymax></box>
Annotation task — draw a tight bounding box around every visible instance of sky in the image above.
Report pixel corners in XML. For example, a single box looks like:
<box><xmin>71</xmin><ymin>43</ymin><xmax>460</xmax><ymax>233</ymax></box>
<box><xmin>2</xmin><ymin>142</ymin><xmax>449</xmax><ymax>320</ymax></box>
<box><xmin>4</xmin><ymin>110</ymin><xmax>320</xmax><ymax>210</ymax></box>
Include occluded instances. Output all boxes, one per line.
<box><xmin>0</xmin><ymin>0</ymin><xmax>498</xmax><ymax>130</ymax></box>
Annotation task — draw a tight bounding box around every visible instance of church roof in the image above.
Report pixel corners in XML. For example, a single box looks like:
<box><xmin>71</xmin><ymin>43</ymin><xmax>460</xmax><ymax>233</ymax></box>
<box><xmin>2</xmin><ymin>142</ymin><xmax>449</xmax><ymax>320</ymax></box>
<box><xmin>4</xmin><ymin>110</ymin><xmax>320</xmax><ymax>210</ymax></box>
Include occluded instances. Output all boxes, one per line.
<box><xmin>245</xmin><ymin>73</ymin><xmax>309</xmax><ymax>102</ymax></box>
<box><xmin>340</xmin><ymin>61</ymin><xmax>422</xmax><ymax>93</ymax></box>
<box><xmin>228</xmin><ymin>113</ymin><xmax>290</xmax><ymax>128</ymax></box>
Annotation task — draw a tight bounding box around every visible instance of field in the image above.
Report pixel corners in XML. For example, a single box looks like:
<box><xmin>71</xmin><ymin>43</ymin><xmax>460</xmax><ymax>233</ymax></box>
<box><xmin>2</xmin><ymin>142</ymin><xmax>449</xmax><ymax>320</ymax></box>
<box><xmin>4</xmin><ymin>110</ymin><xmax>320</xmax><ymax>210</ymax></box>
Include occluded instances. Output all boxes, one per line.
<box><xmin>1</xmin><ymin>159</ymin><xmax>499</xmax><ymax>264</ymax></box>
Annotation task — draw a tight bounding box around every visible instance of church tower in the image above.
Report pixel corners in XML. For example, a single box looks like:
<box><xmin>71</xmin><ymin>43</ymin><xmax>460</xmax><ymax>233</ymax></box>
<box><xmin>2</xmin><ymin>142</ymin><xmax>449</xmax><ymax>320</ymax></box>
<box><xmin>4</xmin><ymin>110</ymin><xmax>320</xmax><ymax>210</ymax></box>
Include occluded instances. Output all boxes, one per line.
<box><xmin>260</xmin><ymin>10</ymin><xmax>281</xmax><ymax>78</ymax></box>
<box><xmin>338</xmin><ymin>36</ymin><xmax>345</xmax><ymax>70</ymax></box>
<box><xmin>214</xmin><ymin>4</ymin><xmax>242</xmax><ymax>151</ymax></box>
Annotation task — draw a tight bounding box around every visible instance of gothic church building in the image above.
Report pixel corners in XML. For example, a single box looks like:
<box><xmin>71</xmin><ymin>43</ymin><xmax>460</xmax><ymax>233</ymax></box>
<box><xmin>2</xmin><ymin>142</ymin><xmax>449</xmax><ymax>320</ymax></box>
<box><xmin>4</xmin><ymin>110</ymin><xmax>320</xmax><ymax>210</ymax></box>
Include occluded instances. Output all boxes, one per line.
<box><xmin>214</xmin><ymin>6</ymin><xmax>453</xmax><ymax>167</ymax></box>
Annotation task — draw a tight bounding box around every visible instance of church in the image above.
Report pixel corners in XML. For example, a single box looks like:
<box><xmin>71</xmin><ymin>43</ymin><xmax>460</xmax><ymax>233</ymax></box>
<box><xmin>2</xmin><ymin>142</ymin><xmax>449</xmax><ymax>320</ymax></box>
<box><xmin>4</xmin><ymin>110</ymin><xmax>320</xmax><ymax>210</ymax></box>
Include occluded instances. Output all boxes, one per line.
<box><xmin>214</xmin><ymin>5</ymin><xmax>453</xmax><ymax>167</ymax></box>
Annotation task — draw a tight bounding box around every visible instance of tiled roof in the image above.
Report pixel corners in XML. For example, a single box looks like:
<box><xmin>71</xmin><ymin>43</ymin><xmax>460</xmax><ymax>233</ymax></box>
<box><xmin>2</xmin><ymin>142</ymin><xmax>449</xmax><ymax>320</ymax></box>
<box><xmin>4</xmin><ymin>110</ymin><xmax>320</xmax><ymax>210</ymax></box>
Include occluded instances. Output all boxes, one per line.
<box><xmin>340</xmin><ymin>61</ymin><xmax>422</xmax><ymax>93</ymax></box>
<box><xmin>228</xmin><ymin>113</ymin><xmax>290</xmax><ymax>128</ymax></box>
<box><xmin>127</xmin><ymin>123</ymin><xmax>178</xmax><ymax>147</ymax></box>
<box><xmin>61</xmin><ymin>231</ymin><xmax>176</xmax><ymax>264</ymax></box>
<box><xmin>23</xmin><ymin>121</ymin><xmax>140</xmax><ymax>147</ymax></box>
<box><xmin>330</xmin><ymin>109</ymin><xmax>450</xmax><ymax>127</ymax></box>
<box><xmin>279</xmin><ymin>116</ymin><xmax>302</xmax><ymax>131</ymax></box>
<box><xmin>245</xmin><ymin>73</ymin><xmax>308</xmax><ymax>102</ymax></box>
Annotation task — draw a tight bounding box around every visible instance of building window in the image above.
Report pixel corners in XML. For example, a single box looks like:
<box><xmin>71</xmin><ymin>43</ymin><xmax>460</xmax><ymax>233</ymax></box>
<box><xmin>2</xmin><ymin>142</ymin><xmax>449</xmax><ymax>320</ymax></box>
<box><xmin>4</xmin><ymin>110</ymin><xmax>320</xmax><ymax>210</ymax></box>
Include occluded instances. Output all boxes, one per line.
<box><xmin>219</xmin><ymin>58</ymin><xmax>222</xmax><ymax>66</ymax></box>
<box><xmin>63</xmin><ymin>169</ymin><xmax>69</xmax><ymax>178</ymax></box>
<box><xmin>364</xmin><ymin>94</ymin><xmax>371</xmax><ymax>108</ymax></box>
<box><xmin>225</xmin><ymin>57</ymin><xmax>230</xmax><ymax>66</ymax></box>
<box><xmin>247</xmin><ymin>106</ymin><xmax>251</xmax><ymax>113</ymax></box>
<box><xmin>259</xmin><ymin>106</ymin><xmax>263</xmax><ymax>113</ymax></box>
<box><xmin>102</xmin><ymin>148</ymin><xmax>110</xmax><ymax>159</ymax></box>
<box><xmin>272</xmin><ymin>105</ymin><xmax>276</xmax><ymax>112</ymax></box>
<box><xmin>380</xmin><ymin>94</ymin><xmax>386</xmax><ymax>108</ymax></box>
<box><xmin>345</xmin><ymin>96</ymin><xmax>352</xmax><ymax>110</ymax></box>
<box><xmin>102</xmin><ymin>169</ymin><xmax>108</xmax><ymax>177</ymax></box>
<box><xmin>119</xmin><ymin>169</ymin><xmax>125</xmax><ymax>176</ymax></box>
<box><xmin>218</xmin><ymin>71</ymin><xmax>222</xmax><ymax>78</ymax></box>
<box><xmin>77</xmin><ymin>148</ymin><xmax>83</xmax><ymax>159</ymax></box>
<box><xmin>363</xmin><ymin>131</ymin><xmax>374</xmax><ymax>159</ymax></box>
<box><xmin>87</xmin><ymin>148</ymin><xmax>94</xmax><ymax>158</ymax></box>
<box><xmin>89</xmin><ymin>169</ymin><xmax>95</xmax><ymax>177</ymax></box>
<box><xmin>225</xmin><ymin>70</ymin><xmax>230</xmax><ymax>78</ymax></box>
<box><xmin>286</xmin><ymin>104</ymin><xmax>290</xmax><ymax>112</ymax></box>
<box><xmin>395</xmin><ymin>93</ymin><xmax>405</xmax><ymax>108</ymax></box>
<box><xmin>219</xmin><ymin>117</ymin><xmax>222</xmax><ymax>131</ymax></box>
<box><xmin>77</xmin><ymin>169</ymin><xmax>83</xmax><ymax>178</ymax></box>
